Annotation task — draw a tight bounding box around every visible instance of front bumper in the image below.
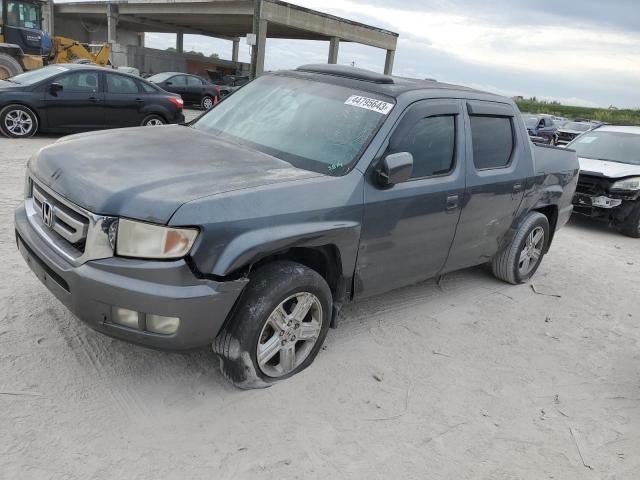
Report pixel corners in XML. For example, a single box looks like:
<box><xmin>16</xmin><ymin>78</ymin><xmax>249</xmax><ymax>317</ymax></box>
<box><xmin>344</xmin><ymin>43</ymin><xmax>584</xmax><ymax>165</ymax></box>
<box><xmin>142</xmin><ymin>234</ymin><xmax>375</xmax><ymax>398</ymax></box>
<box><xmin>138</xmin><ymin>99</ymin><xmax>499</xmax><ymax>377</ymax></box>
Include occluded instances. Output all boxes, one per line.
<box><xmin>15</xmin><ymin>204</ymin><xmax>247</xmax><ymax>350</ymax></box>
<box><xmin>572</xmin><ymin>192</ymin><xmax>638</xmax><ymax>220</ymax></box>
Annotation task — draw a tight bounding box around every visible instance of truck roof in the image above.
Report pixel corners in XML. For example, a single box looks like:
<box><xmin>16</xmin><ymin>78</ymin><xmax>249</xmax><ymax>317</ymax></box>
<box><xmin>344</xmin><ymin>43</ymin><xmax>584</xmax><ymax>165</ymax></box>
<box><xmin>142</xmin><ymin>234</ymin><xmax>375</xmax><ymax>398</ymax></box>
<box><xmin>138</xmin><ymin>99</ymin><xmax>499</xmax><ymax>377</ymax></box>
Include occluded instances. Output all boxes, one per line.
<box><xmin>289</xmin><ymin>64</ymin><xmax>504</xmax><ymax>101</ymax></box>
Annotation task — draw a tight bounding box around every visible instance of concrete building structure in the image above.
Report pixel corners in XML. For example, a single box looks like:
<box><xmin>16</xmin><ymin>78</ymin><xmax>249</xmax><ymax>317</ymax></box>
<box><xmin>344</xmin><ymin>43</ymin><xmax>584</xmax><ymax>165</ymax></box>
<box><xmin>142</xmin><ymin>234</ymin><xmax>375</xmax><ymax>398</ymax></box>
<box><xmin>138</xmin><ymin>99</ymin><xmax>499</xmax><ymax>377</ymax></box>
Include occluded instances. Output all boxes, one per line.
<box><xmin>49</xmin><ymin>0</ymin><xmax>399</xmax><ymax>77</ymax></box>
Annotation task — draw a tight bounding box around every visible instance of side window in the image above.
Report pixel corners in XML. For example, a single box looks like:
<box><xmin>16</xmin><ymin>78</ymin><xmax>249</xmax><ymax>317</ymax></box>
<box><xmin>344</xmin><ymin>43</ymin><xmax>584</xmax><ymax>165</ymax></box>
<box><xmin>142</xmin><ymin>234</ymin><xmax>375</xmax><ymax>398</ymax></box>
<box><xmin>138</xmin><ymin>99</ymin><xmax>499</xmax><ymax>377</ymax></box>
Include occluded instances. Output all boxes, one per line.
<box><xmin>106</xmin><ymin>74</ymin><xmax>139</xmax><ymax>94</ymax></box>
<box><xmin>140</xmin><ymin>82</ymin><xmax>157</xmax><ymax>93</ymax></box>
<box><xmin>389</xmin><ymin>115</ymin><xmax>456</xmax><ymax>179</ymax></box>
<box><xmin>470</xmin><ymin>116</ymin><xmax>514</xmax><ymax>169</ymax></box>
<box><xmin>56</xmin><ymin>71</ymin><xmax>100</xmax><ymax>93</ymax></box>
<box><xmin>187</xmin><ymin>76</ymin><xmax>203</xmax><ymax>86</ymax></box>
<box><xmin>170</xmin><ymin>75</ymin><xmax>187</xmax><ymax>86</ymax></box>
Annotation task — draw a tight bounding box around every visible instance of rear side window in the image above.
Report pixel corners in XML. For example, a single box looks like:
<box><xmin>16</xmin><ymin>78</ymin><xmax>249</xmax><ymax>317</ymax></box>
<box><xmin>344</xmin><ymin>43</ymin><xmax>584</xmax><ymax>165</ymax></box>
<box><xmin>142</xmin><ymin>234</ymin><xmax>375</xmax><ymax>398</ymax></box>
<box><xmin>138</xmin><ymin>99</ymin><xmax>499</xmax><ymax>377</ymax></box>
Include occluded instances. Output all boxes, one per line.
<box><xmin>106</xmin><ymin>74</ymin><xmax>139</xmax><ymax>94</ymax></box>
<box><xmin>140</xmin><ymin>81</ymin><xmax>158</xmax><ymax>93</ymax></box>
<box><xmin>187</xmin><ymin>76</ymin><xmax>203</xmax><ymax>86</ymax></box>
<box><xmin>389</xmin><ymin>115</ymin><xmax>456</xmax><ymax>178</ymax></box>
<box><xmin>470</xmin><ymin>116</ymin><xmax>514</xmax><ymax>169</ymax></box>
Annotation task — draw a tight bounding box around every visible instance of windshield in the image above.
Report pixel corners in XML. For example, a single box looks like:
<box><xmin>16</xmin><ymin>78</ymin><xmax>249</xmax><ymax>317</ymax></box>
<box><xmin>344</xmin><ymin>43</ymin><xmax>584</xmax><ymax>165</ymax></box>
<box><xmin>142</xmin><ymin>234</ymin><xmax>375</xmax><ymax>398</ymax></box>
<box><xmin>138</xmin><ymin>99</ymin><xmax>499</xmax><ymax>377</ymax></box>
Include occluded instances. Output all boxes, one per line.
<box><xmin>562</xmin><ymin>122</ymin><xmax>592</xmax><ymax>132</ymax></box>
<box><xmin>192</xmin><ymin>74</ymin><xmax>394</xmax><ymax>175</ymax></box>
<box><xmin>7</xmin><ymin>65</ymin><xmax>69</xmax><ymax>84</ymax></box>
<box><xmin>569</xmin><ymin>131</ymin><xmax>640</xmax><ymax>165</ymax></box>
<box><xmin>147</xmin><ymin>73</ymin><xmax>174</xmax><ymax>83</ymax></box>
<box><xmin>6</xmin><ymin>1</ymin><xmax>41</xmax><ymax>29</ymax></box>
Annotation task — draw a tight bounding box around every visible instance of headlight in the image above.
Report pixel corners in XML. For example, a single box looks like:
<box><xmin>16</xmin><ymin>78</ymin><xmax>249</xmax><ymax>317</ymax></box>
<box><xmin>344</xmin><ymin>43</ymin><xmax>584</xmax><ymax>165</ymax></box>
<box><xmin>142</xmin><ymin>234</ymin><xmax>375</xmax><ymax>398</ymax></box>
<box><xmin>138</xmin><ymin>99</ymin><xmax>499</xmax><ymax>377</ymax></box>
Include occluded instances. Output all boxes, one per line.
<box><xmin>611</xmin><ymin>177</ymin><xmax>640</xmax><ymax>191</ymax></box>
<box><xmin>115</xmin><ymin>218</ymin><xmax>198</xmax><ymax>259</ymax></box>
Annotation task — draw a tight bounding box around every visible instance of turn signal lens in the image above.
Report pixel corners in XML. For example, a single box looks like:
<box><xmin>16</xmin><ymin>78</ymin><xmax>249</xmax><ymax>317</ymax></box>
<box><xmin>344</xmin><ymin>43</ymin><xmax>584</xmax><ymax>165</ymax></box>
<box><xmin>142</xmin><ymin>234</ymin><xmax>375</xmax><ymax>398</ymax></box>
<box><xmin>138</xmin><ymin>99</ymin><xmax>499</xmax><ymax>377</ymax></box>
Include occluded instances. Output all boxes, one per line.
<box><xmin>146</xmin><ymin>314</ymin><xmax>180</xmax><ymax>335</ymax></box>
<box><xmin>112</xmin><ymin>306</ymin><xmax>140</xmax><ymax>329</ymax></box>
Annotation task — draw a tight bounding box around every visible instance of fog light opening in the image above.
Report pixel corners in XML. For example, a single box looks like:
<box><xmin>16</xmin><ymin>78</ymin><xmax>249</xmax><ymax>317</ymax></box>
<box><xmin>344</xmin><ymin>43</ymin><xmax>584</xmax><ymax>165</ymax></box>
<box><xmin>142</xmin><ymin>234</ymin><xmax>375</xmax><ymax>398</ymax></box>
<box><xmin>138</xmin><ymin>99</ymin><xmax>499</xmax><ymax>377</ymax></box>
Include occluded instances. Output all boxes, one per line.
<box><xmin>146</xmin><ymin>314</ymin><xmax>180</xmax><ymax>335</ymax></box>
<box><xmin>111</xmin><ymin>306</ymin><xmax>141</xmax><ymax>329</ymax></box>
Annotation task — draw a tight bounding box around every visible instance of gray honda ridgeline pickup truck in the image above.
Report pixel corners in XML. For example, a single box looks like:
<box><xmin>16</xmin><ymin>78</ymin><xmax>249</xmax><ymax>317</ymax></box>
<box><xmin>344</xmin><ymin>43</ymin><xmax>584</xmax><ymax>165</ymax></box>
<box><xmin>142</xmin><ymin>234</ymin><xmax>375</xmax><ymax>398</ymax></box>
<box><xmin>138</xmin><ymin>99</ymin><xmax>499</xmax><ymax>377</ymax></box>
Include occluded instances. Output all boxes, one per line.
<box><xmin>15</xmin><ymin>65</ymin><xmax>579</xmax><ymax>388</ymax></box>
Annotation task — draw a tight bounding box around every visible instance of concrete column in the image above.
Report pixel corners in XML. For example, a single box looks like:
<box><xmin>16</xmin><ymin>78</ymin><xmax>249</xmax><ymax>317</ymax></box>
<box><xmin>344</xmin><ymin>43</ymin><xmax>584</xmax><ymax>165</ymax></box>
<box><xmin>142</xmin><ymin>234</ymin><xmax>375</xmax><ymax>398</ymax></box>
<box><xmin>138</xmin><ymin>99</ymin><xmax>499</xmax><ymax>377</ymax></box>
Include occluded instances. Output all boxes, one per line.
<box><xmin>384</xmin><ymin>49</ymin><xmax>395</xmax><ymax>75</ymax></box>
<box><xmin>106</xmin><ymin>4</ymin><xmax>118</xmax><ymax>45</ymax></box>
<box><xmin>232</xmin><ymin>39</ymin><xmax>240</xmax><ymax>63</ymax></box>
<box><xmin>328</xmin><ymin>36</ymin><xmax>339</xmax><ymax>64</ymax></box>
<box><xmin>176</xmin><ymin>32</ymin><xmax>184</xmax><ymax>54</ymax></box>
<box><xmin>251</xmin><ymin>19</ymin><xmax>267</xmax><ymax>77</ymax></box>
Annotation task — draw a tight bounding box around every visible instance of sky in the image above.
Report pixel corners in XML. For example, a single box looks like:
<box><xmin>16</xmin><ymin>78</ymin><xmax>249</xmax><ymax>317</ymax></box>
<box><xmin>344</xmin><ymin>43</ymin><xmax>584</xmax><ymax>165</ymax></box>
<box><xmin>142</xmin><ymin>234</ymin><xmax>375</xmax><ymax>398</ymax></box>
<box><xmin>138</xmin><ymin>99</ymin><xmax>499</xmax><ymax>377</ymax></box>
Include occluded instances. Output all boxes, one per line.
<box><xmin>141</xmin><ymin>0</ymin><xmax>640</xmax><ymax>108</ymax></box>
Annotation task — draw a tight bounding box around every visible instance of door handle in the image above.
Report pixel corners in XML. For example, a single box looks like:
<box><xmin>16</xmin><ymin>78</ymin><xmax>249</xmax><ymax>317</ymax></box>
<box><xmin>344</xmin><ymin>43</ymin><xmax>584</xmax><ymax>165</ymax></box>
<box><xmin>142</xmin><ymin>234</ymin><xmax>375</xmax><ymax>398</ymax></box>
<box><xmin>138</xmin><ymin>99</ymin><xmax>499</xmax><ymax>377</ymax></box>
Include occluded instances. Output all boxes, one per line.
<box><xmin>135</xmin><ymin>98</ymin><xmax>145</xmax><ymax>103</ymax></box>
<box><xmin>88</xmin><ymin>96</ymin><xmax>101</xmax><ymax>103</ymax></box>
<box><xmin>513</xmin><ymin>183</ymin><xmax>523</xmax><ymax>194</ymax></box>
<box><xmin>446</xmin><ymin>194</ymin><xmax>459</xmax><ymax>212</ymax></box>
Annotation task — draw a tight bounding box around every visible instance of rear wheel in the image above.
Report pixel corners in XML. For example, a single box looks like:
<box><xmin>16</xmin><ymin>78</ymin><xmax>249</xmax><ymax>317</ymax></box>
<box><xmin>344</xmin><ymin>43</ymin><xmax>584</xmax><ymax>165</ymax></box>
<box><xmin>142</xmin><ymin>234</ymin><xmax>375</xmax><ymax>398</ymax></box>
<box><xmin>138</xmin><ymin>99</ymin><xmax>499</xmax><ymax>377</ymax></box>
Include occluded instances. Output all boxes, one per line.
<box><xmin>201</xmin><ymin>95</ymin><xmax>214</xmax><ymax>110</ymax></box>
<box><xmin>619</xmin><ymin>202</ymin><xmax>640</xmax><ymax>238</ymax></box>
<box><xmin>141</xmin><ymin>114</ymin><xmax>165</xmax><ymax>126</ymax></box>
<box><xmin>213</xmin><ymin>261</ymin><xmax>332</xmax><ymax>389</ymax></box>
<box><xmin>0</xmin><ymin>53</ymin><xmax>23</xmax><ymax>80</ymax></box>
<box><xmin>492</xmin><ymin>212</ymin><xmax>550</xmax><ymax>284</ymax></box>
<box><xmin>0</xmin><ymin>104</ymin><xmax>38</xmax><ymax>138</ymax></box>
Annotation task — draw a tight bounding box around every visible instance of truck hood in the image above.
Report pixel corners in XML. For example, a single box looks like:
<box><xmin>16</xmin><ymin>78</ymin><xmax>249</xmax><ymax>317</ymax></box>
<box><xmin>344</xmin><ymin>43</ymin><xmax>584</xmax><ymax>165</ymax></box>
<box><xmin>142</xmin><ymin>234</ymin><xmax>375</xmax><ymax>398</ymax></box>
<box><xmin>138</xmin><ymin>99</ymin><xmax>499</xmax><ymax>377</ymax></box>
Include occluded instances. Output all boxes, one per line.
<box><xmin>30</xmin><ymin>125</ymin><xmax>322</xmax><ymax>223</ymax></box>
<box><xmin>579</xmin><ymin>157</ymin><xmax>640</xmax><ymax>179</ymax></box>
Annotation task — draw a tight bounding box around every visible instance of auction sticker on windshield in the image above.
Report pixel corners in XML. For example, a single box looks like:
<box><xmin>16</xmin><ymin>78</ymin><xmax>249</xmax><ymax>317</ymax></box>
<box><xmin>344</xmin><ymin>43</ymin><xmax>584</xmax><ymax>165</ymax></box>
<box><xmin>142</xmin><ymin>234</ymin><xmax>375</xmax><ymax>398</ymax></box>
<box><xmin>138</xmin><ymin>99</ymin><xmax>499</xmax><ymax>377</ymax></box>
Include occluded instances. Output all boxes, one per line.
<box><xmin>345</xmin><ymin>95</ymin><xmax>394</xmax><ymax>115</ymax></box>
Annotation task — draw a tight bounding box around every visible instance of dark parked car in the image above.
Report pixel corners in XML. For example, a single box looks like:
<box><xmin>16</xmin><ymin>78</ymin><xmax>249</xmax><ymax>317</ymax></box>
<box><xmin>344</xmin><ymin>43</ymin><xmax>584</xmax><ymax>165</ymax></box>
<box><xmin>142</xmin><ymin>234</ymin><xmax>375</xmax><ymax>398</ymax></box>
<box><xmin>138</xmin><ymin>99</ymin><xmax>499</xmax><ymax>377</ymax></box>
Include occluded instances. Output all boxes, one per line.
<box><xmin>0</xmin><ymin>64</ymin><xmax>185</xmax><ymax>138</ymax></box>
<box><xmin>523</xmin><ymin>114</ymin><xmax>558</xmax><ymax>144</ymax></box>
<box><xmin>569</xmin><ymin>125</ymin><xmax>640</xmax><ymax>237</ymax></box>
<box><xmin>15</xmin><ymin>64</ymin><xmax>578</xmax><ymax>388</ymax></box>
<box><xmin>147</xmin><ymin>72</ymin><xmax>222</xmax><ymax>110</ymax></box>
<box><xmin>555</xmin><ymin>120</ymin><xmax>603</xmax><ymax>146</ymax></box>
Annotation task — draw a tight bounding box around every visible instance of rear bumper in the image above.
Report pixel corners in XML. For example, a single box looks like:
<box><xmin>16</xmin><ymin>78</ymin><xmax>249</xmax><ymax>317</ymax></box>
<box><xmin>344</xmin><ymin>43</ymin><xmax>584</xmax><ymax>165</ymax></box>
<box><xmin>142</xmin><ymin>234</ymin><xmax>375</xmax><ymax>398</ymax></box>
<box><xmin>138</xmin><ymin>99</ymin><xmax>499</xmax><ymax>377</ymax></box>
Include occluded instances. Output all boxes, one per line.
<box><xmin>15</xmin><ymin>204</ymin><xmax>247</xmax><ymax>350</ymax></box>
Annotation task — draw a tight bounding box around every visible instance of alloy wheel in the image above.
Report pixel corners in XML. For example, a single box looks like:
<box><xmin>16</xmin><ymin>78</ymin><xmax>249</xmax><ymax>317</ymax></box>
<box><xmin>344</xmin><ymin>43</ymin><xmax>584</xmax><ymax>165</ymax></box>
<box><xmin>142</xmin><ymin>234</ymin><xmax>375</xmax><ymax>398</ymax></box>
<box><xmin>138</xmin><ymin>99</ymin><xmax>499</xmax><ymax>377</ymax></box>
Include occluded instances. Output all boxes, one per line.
<box><xmin>145</xmin><ymin>118</ymin><xmax>164</xmax><ymax>126</ymax></box>
<box><xmin>202</xmin><ymin>97</ymin><xmax>214</xmax><ymax>110</ymax></box>
<box><xmin>257</xmin><ymin>292</ymin><xmax>323</xmax><ymax>377</ymax></box>
<box><xmin>518</xmin><ymin>226</ymin><xmax>544</xmax><ymax>276</ymax></box>
<box><xmin>4</xmin><ymin>110</ymin><xmax>34</xmax><ymax>136</ymax></box>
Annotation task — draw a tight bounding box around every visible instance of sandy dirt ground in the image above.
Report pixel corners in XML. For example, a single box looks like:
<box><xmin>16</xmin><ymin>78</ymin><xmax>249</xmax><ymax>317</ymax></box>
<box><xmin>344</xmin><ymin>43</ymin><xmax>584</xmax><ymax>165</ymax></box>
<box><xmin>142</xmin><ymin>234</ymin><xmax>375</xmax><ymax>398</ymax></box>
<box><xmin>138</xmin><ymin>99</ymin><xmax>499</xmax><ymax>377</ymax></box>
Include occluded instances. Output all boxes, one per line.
<box><xmin>1</xmin><ymin>120</ymin><xmax>639</xmax><ymax>479</ymax></box>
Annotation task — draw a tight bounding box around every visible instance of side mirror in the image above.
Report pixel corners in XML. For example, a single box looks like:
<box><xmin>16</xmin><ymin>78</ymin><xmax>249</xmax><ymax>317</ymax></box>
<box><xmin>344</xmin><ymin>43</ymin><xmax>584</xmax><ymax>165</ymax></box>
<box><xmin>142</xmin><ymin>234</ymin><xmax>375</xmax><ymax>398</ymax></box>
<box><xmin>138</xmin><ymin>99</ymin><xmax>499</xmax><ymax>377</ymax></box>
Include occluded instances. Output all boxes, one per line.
<box><xmin>377</xmin><ymin>152</ymin><xmax>413</xmax><ymax>187</ymax></box>
<box><xmin>49</xmin><ymin>83</ymin><xmax>63</xmax><ymax>95</ymax></box>
<box><xmin>165</xmin><ymin>81</ymin><xmax>173</xmax><ymax>86</ymax></box>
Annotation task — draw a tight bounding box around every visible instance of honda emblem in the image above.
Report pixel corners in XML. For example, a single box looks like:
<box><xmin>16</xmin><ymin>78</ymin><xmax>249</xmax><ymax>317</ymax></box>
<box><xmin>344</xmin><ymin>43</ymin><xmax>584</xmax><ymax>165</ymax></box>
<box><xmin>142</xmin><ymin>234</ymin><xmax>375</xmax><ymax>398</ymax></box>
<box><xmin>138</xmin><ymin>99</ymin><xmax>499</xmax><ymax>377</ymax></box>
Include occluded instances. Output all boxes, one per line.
<box><xmin>41</xmin><ymin>201</ymin><xmax>54</xmax><ymax>228</ymax></box>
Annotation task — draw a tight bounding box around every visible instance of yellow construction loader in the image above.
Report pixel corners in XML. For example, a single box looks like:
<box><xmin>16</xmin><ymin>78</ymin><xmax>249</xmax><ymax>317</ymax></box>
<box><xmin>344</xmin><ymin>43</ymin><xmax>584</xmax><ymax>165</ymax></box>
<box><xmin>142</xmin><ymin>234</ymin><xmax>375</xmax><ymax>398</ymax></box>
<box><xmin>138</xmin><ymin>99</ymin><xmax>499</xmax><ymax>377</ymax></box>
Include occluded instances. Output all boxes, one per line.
<box><xmin>0</xmin><ymin>0</ymin><xmax>110</xmax><ymax>79</ymax></box>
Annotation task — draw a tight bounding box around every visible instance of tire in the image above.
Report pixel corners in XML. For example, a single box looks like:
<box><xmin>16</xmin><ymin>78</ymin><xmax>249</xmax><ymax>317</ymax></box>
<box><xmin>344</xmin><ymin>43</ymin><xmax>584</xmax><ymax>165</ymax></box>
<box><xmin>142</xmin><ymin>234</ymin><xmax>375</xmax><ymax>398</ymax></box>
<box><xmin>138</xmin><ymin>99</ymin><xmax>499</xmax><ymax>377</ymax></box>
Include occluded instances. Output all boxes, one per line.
<box><xmin>619</xmin><ymin>202</ymin><xmax>640</xmax><ymax>238</ymax></box>
<box><xmin>141</xmin><ymin>114</ymin><xmax>166</xmax><ymax>126</ymax></box>
<box><xmin>201</xmin><ymin>95</ymin><xmax>214</xmax><ymax>110</ymax></box>
<box><xmin>213</xmin><ymin>261</ymin><xmax>332</xmax><ymax>389</ymax></box>
<box><xmin>0</xmin><ymin>104</ymin><xmax>38</xmax><ymax>138</ymax></box>
<box><xmin>492</xmin><ymin>212</ymin><xmax>550</xmax><ymax>285</ymax></box>
<box><xmin>0</xmin><ymin>53</ymin><xmax>23</xmax><ymax>80</ymax></box>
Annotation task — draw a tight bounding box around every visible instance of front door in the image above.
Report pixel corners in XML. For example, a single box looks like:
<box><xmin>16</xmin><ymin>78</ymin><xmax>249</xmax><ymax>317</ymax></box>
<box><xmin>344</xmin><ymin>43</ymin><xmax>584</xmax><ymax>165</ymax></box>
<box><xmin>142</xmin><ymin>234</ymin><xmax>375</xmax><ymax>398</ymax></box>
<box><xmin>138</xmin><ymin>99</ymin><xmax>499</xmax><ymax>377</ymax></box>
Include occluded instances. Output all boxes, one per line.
<box><xmin>355</xmin><ymin>99</ymin><xmax>466</xmax><ymax>298</ymax></box>
<box><xmin>443</xmin><ymin>100</ymin><xmax>531</xmax><ymax>273</ymax></box>
<box><xmin>44</xmin><ymin>70</ymin><xmax>105</xmax><ymax>130</ymax></box>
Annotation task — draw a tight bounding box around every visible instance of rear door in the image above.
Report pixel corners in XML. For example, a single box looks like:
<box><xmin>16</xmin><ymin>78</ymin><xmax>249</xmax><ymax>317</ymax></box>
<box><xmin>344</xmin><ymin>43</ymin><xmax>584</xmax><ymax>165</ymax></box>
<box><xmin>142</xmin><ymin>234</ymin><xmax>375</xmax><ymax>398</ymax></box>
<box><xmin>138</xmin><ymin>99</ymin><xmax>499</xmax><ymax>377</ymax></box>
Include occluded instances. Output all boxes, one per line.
<box><xmin>165</xmin><ymin>75</ymin><xmax>188</xmax><ymax>101</ymax></box>
<box><xmin>104</xmin><ymin>72</ymin><xmax>145</xmax><ymax>127</ymax></box>
<box><xmin>443</xmin><ymin>100</ymin><xmax>531</xmax><ymax>273</ymax></box>
<box><xmin>186</xmin><ymin>75</ymin><xmax>205</xmax><ymax>103</ymax></box>
<box><xmin>44</xmin><ymin>69</ymin><xmax>106</xmax><ymax>130</ymax></box>
<box><xmin>355</xmin><ymin>99</ymin><xmax>466</xmax><ymax>298</ymax></box>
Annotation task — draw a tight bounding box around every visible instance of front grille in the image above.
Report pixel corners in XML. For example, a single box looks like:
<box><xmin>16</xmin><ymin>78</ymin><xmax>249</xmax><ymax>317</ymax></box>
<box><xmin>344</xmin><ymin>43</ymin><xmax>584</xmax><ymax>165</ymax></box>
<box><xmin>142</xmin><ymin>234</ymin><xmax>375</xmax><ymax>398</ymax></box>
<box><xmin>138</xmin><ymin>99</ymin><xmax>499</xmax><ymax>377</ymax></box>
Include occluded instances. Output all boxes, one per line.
<box><xmin>576</xmin><ymin>174</ymin><xmax>612</xmax><ymax>196</ymax></box>
<box><xmin>30</xmin><ymin>181</ymin><xmax>89</xmax><ymax>253</ymax></box>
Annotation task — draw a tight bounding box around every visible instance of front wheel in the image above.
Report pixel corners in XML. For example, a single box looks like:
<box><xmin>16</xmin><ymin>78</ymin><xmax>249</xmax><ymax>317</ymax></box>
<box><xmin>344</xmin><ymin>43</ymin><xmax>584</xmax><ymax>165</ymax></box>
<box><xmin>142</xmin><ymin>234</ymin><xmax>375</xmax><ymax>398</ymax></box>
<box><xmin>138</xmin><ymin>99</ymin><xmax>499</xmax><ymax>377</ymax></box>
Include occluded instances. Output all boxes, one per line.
<box><xmin>201</xmin><ymin>95</ymin><xmax>215</xmax><ymax>110</ymax></box>
<box><xmin>213</xmin><ymin>261</ymin><xmax>332</xmax><ymax>389</ymax></box>
<box><xmin>492</xmin><ymin>212</ymin><xmax>550</xmax><ymax>284</ymax></box>
<box><xmin>619</xmin><ymin>202</ymin><xmax>640</xmax><ymax>238</ymax></box>
<box><xmin>0</xmin><ymin>104</ymin><xmax>38</xmax><ymax>138</ymax></box>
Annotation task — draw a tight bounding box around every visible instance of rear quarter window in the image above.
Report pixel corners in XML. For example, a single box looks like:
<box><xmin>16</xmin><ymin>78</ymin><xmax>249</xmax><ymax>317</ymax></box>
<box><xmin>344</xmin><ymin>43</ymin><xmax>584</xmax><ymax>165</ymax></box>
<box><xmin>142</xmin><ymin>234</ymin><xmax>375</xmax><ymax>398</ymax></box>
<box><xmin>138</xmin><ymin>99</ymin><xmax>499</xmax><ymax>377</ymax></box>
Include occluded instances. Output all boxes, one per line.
<box><xmin>470</xmin><ymin>116</ymin><xmax>514</xmax><ymax>169</ymax></box>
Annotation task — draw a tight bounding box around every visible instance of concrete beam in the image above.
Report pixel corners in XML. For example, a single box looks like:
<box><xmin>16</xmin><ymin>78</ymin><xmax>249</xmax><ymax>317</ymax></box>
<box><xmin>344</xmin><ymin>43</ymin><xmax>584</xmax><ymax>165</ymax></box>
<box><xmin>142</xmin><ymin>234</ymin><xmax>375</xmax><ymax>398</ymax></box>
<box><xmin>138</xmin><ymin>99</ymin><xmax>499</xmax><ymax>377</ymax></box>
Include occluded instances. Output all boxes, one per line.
<box><xmin>232</xmin><ymin>39</ymin><xmax>240</xmax><ymax>63</ymax></box>
<box><xmin>176</xmin><ymin>32</ymin><xmax>184</xmax><ymax>53</ymax></box>
<box><xmin>118</xmin><ymin>14</ymin><xmax>239</xmax><ymax>41</ymax></box>
<box><xmin>254</xmin><ymin>19</ymin><xmax>267</xmax><ymax>77</ymax></box>
<box><xmin>260</xmin><ymin>0</ymin><xmax>397</xmax><ymax>51</ymax></box>
<box><xmin>42</xmin><ymin>0</ymin><xmax>55</xmax><ymax>35</ymax></box>
<box><xmin>384</xmin><ymin>49</ymin><xmax>395</xmax><ymax>75</ymax></box>
<box><xmin>328</xmin><ymin>36</ymin><xmax>339</xmax><ymax>64</ymax></box>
